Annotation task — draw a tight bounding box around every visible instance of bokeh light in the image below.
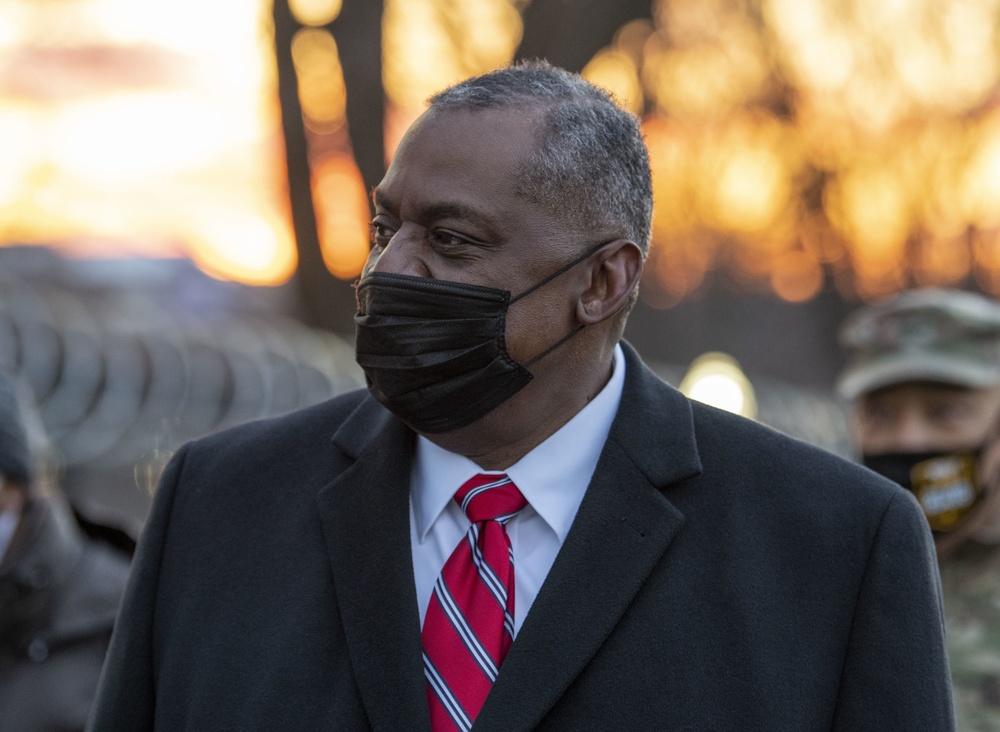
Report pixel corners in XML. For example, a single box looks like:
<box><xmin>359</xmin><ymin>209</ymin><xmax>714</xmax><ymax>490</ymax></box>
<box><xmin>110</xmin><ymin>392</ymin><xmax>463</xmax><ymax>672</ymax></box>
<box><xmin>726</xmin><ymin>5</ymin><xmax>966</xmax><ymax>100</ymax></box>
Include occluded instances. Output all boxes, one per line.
<box><xmin>289</xmin><ymin>0</ymin><xmax>342</xmax><ymax>27</ymax></box>
<box><xmin>382</xmin><ymin>0</ymin><xmax>523</xmax><ymax>158</ymax></box>
<box><xmin>612</xmin><ymin>0</ymin><xmax>1000</xmax><ymax>305</ymax></box>
<box><xmin>291</xmin><ymin>27</ymin><xmax>348</xmax><ymax>135</ymax></box>
<box><xmin>582</xmin><ymin>49</ymin><xmax>643</xmax><ymax>116</ymax></box>
<box><xmin>312</xmin><ymin>155</ymin><xmax>371</xmax><ymax>279</ymax></box>
<box><xmin>679</xmin><ymin>352</ymin><xmax>758</xmax><ymax>419</ymax></box>
<box><xmin>187</xmin><ymin>210</ymin><xmax>298</xmax><ymax>286</ymax></box>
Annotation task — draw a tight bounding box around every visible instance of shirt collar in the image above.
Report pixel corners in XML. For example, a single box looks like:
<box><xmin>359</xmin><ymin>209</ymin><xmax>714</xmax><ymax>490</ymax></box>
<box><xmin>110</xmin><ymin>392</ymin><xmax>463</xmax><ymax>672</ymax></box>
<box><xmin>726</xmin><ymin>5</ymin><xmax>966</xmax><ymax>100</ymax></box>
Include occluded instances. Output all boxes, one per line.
<box><xmin>412</xmin><ymin>343</ymin><xmax>626</xmax><ymax>541</ymax></box>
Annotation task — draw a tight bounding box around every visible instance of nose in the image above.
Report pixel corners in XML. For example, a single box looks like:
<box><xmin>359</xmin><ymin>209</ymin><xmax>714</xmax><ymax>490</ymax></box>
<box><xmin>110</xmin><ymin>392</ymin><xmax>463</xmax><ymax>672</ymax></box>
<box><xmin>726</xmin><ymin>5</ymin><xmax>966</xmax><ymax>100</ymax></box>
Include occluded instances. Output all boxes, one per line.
<box><xmin>887</xmin><ymin>411</ymin><xmax>939</xmax><ymax>453</ymax></box>
<box><xmin>367</xmin><ymin>225</ymin><xmax>429</xmax><ymax>278</ymax></box>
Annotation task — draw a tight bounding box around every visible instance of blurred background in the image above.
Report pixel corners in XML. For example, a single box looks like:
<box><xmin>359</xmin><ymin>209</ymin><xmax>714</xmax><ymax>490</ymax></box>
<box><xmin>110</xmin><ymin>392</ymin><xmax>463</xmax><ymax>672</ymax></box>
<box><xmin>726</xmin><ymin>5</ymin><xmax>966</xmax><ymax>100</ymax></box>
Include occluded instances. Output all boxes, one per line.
<box><xmin>2</xmin><ymin>0</ymin><xmax>998</xmax><ymax>534</ymax></box>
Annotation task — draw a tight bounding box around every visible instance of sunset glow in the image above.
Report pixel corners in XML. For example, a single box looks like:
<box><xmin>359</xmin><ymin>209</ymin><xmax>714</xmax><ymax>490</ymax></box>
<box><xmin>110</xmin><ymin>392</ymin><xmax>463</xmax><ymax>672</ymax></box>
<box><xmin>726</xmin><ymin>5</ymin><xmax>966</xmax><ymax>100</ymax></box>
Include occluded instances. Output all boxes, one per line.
<box><xmin>0</xmin><ymin>0</ymin><xmax>295</xmax><ymax>285</ymax></box>
<box><xmin>629</xmin><ymin>0</ymin><xmax>1000</xmax><ymax>305</ymax></box>
<box><xmin>2</xmin><ymin>0</ymin><xmax>1000</xmax><ymax>302</ymax></box>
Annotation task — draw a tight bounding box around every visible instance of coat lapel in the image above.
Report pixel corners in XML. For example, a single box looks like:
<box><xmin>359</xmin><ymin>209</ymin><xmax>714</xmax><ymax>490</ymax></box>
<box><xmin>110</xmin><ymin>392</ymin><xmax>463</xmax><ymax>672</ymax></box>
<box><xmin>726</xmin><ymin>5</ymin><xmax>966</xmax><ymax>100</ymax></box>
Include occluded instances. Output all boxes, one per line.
<box><xmin>473</xmin><ymin>343</ymin><xmax>703</xmax><ymax>732</ymax></box>
<box><xmin>315</xmin><ymin>396</ymin><xmax>431</xmax><ymax>732</ymax></box>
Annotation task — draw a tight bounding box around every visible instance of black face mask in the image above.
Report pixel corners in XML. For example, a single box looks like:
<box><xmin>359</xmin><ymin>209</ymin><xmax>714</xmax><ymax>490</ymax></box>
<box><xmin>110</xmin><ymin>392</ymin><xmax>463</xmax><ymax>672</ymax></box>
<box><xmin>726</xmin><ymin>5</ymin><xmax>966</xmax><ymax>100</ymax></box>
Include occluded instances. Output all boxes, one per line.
<box><xmin>863</xmin><ymin>449</ymin><xmax>983</xmax><ymax>534</ymax></box>
<box><xmin>354</xmin><ymin>242</ymin><xmax>606</xmax><ymax>433</ymax></box>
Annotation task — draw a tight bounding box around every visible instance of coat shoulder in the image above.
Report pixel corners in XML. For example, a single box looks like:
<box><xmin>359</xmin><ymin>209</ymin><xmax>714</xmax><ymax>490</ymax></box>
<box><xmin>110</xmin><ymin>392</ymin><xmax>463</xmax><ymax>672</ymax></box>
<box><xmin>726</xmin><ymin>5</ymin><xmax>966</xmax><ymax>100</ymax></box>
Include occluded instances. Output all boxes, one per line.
<box><xmin>677</xmin><ymin>398</ymin><xmax>926</xmax><ymax>554</ymax></box>
<box><xmin>155</xmin><ymin>388</ymin><xmax>377</xmax><ymax>509</ymax></box>
<box><xmin>191</xmin><ymin>387</ymin><xmax>371</xmax><ymax>453</ymax></box>
<box><xmin>175</xmin><ymin>388</ymin><xmax>370</xmax><ymax>468</ymax></box>
<box><xmin>688</xmin><ymin>398</ymin><xmax>901</xmax><ymax>506</ymax></box>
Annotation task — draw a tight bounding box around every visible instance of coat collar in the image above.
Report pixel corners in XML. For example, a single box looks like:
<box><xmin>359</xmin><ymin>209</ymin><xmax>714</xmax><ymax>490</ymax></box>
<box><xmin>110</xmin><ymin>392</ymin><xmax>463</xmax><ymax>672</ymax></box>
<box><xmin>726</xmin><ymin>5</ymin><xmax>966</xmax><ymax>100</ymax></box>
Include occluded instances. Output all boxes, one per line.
<box><xmin>317</xmin><ymin>341</ymin><xmax>703</xmax><ymax>731</ymax></box>
<box><xmin>607</xmin><ymin>340</ymin><xmax>702</xmax><ymax>486</ymax></box>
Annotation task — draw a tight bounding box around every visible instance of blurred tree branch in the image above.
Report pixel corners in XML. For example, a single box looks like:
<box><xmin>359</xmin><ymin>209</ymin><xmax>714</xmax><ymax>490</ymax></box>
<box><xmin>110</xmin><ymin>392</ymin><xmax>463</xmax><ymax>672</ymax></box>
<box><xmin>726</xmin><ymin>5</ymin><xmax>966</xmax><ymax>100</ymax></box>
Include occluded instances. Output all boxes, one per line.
<box><xmin>332</xmin><ymin>0</ymin><xmax>386</xmax><ymax>201</ymax></box>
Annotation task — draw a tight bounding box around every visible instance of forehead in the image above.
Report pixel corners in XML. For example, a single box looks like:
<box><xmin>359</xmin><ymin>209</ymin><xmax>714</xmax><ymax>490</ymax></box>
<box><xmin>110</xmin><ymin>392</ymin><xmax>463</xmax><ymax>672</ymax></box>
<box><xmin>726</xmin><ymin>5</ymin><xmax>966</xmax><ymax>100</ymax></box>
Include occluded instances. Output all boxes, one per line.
<box><xmin>376</xmin><ymin>107</ymin><xmax>543</xmax><ymax>214</ymax></box>
<box><xmin>855</xmin><ymin>383</ymin><xmax>1000</xmax><ymax>428</ymax></box>
<box><xmin>852</xmin><ymin>382</ymin><xmax>1000</xmax><ymax>452</ymax></box>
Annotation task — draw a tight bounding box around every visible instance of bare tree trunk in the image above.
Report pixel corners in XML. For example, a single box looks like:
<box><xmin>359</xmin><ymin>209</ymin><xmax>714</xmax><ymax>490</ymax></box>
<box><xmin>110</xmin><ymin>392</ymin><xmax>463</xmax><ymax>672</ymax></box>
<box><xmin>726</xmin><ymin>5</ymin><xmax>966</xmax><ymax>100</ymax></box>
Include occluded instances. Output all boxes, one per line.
<box><xmin>516</xmin><ymin>0</ymin><xmax>652</xmax><ymax>72</ymax></box>
<box><xmin>273</xmin><ymin>0</ymin><xmax>384</xmax><ymax>335</ymax></box>
<box><xmin>333</xmin><ymin>0</ymin><xmax>386</xmax><ymax>200</ymax></box>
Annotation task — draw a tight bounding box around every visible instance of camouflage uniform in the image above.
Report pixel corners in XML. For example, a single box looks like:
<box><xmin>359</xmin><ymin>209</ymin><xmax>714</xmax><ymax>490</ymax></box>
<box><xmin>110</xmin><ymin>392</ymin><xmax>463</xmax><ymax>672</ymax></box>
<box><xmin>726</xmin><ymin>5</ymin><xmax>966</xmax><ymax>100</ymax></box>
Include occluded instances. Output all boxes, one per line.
<box><xmin>838</xmin><ymin>288</ymin><xmax>1000</xmax><ymax>730</ymax></box>
<box><xmin>940</xmin><ymin>542</ymin><xmax>1000</xmax><ymax>730</ymax></box>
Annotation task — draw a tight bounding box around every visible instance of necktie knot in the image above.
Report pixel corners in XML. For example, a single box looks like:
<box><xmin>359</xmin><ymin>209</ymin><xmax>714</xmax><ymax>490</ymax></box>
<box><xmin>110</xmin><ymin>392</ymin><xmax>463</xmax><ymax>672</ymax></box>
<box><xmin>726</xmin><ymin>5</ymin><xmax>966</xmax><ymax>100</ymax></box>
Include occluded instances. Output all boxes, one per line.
<box><xmin>454</xmin><ymin>473</ymin><xmax>526</xmax><ymax>525</ymax></box>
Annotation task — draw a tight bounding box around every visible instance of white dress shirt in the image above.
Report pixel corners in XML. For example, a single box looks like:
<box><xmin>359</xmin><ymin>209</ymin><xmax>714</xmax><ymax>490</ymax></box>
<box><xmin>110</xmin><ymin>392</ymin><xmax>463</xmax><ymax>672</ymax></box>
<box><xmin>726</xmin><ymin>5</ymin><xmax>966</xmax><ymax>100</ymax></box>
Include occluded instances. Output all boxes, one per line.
<box><xmin>410</xmin><ymin>343</ymin><xmax>626</xmax><ymax>636</ymax></box>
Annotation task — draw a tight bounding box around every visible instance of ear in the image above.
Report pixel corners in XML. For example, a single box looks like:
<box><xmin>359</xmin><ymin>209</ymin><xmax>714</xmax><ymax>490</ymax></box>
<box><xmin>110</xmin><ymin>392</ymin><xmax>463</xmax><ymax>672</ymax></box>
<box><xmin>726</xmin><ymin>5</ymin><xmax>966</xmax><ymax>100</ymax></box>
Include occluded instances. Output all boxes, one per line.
<box><xmin>576</xmin><ymin>240</ymin><xmax>644</xmax><ymax>326</ymax></box>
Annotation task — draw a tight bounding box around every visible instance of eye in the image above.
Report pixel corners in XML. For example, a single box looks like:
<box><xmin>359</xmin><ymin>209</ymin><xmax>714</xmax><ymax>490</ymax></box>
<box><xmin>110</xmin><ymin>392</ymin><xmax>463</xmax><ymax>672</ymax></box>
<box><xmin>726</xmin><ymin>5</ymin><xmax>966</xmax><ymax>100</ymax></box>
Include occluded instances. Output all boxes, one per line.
<box><xmin>368</xmin><ymin>218</ymin><xmax>396</xmax><ymax>249</ymax></box>
<box><xmin>860</xmin><ymin>399</ymin><xmax>894</xmax><ymax>426</ymax></box>
<box><xmin>428</xmin><ymin>228</ymin><xmax>482</xmax><ymax>256</ymax></box>
<box><xmin>928</xmin><ymin>400</ymin><xmax>971</xmax><ymax>425</ymax></box>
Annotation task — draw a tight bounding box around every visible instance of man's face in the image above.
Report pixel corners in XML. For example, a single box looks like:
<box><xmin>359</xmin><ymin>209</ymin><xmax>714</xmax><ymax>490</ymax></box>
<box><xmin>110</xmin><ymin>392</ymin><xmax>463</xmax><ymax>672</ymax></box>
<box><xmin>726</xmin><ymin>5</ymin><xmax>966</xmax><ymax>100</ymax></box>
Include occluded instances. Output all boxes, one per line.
<box><xmin>852</xmin><ymin>381</ymin><xmax>1000</xmax><ymax>455</ymax></box>
<box><xmin>363</xmin><ymin>107</ymin><xmax>585</xmax><ymax>368</ymax></box>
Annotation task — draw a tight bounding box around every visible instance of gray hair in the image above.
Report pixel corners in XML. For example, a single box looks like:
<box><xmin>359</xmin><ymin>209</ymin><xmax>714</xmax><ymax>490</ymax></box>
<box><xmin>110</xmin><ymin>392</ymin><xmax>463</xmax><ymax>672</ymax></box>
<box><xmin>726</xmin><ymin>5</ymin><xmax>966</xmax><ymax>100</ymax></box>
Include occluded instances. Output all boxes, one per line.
<box><xmin>428</xmin><ymin>61</ymin><xmax>653</xmax><ymax>254</ymax></box>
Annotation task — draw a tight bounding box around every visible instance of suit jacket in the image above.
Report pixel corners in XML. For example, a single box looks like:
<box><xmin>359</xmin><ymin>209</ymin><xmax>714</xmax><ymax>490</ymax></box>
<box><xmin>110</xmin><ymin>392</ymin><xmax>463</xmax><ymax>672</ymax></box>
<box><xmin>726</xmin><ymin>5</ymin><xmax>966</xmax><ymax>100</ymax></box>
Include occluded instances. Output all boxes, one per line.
<box><xmin>88</xmin><ymin>343</ymin><xmax>954</xmax><ymax>731</ymax></box>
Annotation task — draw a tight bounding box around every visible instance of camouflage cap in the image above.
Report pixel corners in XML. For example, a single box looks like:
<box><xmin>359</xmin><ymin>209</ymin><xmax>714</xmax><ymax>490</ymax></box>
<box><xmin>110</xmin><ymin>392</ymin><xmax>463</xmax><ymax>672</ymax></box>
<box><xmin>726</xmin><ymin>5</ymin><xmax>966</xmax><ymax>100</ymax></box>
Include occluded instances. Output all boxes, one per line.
<box><xmin>837</xmin><ymin>288</ymin><xmax>1000</xmax><ymax>400</ymax></box>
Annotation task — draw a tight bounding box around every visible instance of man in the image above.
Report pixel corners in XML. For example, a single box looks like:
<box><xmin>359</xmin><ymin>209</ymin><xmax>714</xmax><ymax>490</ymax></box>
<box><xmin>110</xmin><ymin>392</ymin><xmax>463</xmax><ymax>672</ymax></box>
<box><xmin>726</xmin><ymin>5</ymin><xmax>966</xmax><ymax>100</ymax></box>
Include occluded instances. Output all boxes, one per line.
<box><xmin>0</xmin><ymin>372</ymin><xmax>131</xmax><ymax>731</ymax></box>
<box><xmin>838</xmin><ymin>288</ymin><xmax>1000</xmax><ymax>730</ymax></box>
<box><xmin>90</xmin><ymin>62</ymin><xmax>953</xmax><ymax>730</ymax></box>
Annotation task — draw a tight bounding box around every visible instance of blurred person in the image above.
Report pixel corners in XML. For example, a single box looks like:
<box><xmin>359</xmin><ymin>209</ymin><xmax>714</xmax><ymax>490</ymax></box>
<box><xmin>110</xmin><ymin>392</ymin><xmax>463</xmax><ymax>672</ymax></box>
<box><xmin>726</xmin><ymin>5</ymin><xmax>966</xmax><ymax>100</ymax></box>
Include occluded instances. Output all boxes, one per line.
<box><xmin>0</xmin><ymin>371</ymin><xmax>131</xmax><ymax>731</ymax></box>
<box><xmin>91</xmin><ymin>62</ymin><xmax>952</xmax><ymax>730</ymax></box>
<box><xmin>838</xmin><ymin>287</ymin><xmax>1000</xmax><ymax>730</ymax></box>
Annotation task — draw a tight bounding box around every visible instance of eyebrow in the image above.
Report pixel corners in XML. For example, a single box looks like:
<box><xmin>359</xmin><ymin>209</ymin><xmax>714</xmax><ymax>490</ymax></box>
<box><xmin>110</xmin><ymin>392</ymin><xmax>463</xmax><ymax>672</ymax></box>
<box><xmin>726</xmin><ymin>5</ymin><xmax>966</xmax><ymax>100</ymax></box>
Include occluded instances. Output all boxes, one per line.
<box><xmin>372</xmin><ymin>188</ymin><xmax>500</xmax><ymax>237</ymax></box>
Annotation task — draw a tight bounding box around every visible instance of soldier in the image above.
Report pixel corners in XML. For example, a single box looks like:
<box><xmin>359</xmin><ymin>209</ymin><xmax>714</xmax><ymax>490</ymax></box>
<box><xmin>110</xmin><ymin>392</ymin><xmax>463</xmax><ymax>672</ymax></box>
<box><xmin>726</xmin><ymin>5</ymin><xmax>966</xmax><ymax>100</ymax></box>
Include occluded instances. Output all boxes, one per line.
<box><xmin>838</xmin><ymin>287</ymin><xmax>1000</xmax><ymax>731</ymax></box>
<box><xmin>0</xmin><ymin>372</ymin><xmax>132</xmax><ymax>731</ymax></box>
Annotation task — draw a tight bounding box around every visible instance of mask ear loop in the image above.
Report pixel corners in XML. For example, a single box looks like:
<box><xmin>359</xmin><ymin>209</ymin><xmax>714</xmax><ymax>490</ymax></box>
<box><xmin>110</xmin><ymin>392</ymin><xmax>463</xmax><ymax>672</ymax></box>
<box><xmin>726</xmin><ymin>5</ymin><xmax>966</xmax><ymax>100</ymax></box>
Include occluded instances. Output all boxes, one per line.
<box><xmin>523</xmin><ymin>325</ymin><xmax>585</xmax><ymax>367</ymax></box>
<box><xmin>512</xmin><ymin>240</ymin><xmax>612</xmax><ymax>367</ymax></box>
<box><xmin>509</xmin><ymin>240</ymin><xmax>611</xmax><ymax>305</ymax></box>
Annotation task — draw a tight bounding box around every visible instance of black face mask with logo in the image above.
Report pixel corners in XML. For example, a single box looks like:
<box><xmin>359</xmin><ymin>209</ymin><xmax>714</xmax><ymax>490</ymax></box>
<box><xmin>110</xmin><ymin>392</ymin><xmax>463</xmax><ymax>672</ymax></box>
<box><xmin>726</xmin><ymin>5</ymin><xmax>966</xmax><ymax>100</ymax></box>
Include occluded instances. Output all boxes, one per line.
<box><xmin>863</xmin><ymin>449</ymin><xmax>984</xmax><ymax>534</ymax></box>
<box><xmin>354</xmin><ymin>242</ymin><xmax>608</xmax><ymax>434</ymax></box>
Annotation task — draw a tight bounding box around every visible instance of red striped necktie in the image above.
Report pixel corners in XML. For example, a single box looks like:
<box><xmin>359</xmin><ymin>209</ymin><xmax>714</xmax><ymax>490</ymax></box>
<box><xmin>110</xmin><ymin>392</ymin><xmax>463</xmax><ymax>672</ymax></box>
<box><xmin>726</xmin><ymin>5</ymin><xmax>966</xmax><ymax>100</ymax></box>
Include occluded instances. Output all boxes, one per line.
<box><xmin>422</xmin><ymin>473</ymin><xmax>528</xmax><ymax>732</ymax></box>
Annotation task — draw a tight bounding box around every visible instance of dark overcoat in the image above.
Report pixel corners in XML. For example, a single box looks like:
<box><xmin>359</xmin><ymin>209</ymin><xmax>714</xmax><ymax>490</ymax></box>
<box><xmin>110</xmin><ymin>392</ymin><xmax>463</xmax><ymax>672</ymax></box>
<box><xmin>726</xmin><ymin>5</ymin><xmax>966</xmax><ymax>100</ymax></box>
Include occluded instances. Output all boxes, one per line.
<box><xmin>88</xmin><ymin>343</ymin><xmax>954</xmax><ymax>731</ymax></box>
